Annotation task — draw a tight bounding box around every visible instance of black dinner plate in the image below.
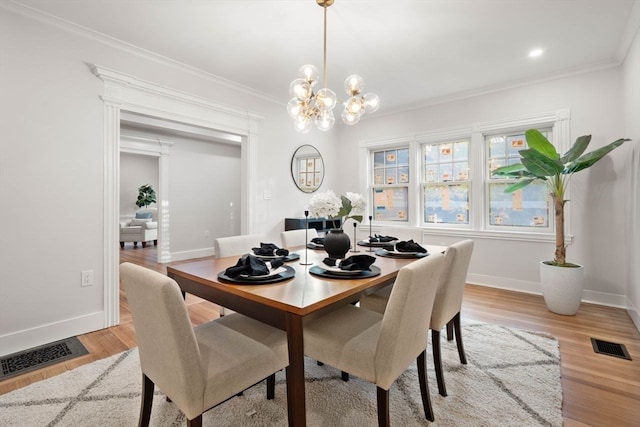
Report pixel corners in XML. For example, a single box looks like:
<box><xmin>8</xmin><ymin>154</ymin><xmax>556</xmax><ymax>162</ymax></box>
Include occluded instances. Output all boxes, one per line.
<box><xmin>357</xmin><ymin>239</ymin><xmax>398</xmax><ymax>247</ymax></box>
<box><xmin>309</xmin><ymin>265</ymin><xmax>381</xmax><ymax>279</ymax></box>
<box><xmin>217</xmin><ymin>265</ymin><xmax>295</xmax><ymax>285</ymax></box>
<box><xmin>375</xmin><ymin>248</ymin><xmax>428</xmax><ymax>258</ymax></box>
<box><xmin>307</xmin><ymin>242</ymin><xmax>324</xmax><ymax>249</ymax></box>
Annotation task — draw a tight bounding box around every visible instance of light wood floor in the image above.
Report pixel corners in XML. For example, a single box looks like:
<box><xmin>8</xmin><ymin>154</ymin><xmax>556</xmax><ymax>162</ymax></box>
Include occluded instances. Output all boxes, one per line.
<box><xmin>2</xmin><ymin>245</ymin><xmax>639</xmax><ymax>426</ymax></box>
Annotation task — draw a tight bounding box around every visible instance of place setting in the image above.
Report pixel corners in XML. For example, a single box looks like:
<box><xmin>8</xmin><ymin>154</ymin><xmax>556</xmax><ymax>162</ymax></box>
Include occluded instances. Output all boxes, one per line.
<box><xmin>309</xmin><ymin>254</ymin><xmax>380</xmax><ymax>279</ymax></box>
<box><xmin>251</xmin><ymin>242</ymin><xmax>300</xmax><ymax>262</ymax></box>
<box><xmin>217</xmin><ymin>252</ymin><xmax>296</xmax><ymax>284</ymax></box>
<box><xmin>375</xmin><ymin>239</ymin><xmax>429</xmax><ymax>258</ymax></box>
<box><xmin>357</xmin><ymin>233</ymin><xmax>399</xmax><ymax>248</ymax></box>
<box><xmin>306</xmin><ymin>237</ymin><xmax>325</xmax><ymax>250</ymax></box>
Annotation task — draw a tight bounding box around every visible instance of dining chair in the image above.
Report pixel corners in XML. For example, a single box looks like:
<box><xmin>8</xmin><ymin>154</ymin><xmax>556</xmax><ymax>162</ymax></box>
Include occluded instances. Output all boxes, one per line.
<box><xmin>359</xmin><ymin>239</ymin><xmax>474</xmax><ymax>397</ymax></box>
<box><xmin>214</xmin><ymin>233</ymin><xmax>265</xmax><ymax>316</ymax></box>
<box><xmin>120</xmin><ymin>262</ymin><xmax>289</xmax><ymax>427</ymax></box>
<box><xmin>303</xmin><ymin>252</ymin><xmax>446</xmax><ymax>426</ymax></box>
<box><xmin>280</xmin><ymin>228</ymin><xmax>318</xmax><ymax>248</ymax></box>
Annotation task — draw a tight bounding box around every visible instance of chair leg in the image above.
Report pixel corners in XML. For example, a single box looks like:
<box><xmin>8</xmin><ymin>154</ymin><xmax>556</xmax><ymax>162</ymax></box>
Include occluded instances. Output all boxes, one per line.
<box><xmin>376</xmin><ymin>386</ymin><xmax>390</xmax><ymax>427</ymax></box>
<box><xmin>142</xmin><ymin>241</ymin><xmax>147</xmax><ymax>248</ymax></box>
<box><xmin>120</xmin><ymin>242</ymin><xmax>124</xmax><ymax>249</ymax></box>
<box><xmin>187</xmin><ymin>415</ymin><xmax>202</xmax><ymax>427</ymax></box>
<box><xmin>341</xmin><ymin>371</ymin><xmax>350</xmax><ymax>382</ymax></box>
<box><xmin>139</xmin><ymin>374</ymin><xmax>154</xmax><ymax>427</ymax></box>
<box><xmin>432</xmin><ymin>329</ymin><xmax>447</xmax><ymax>396</ymax></box>
<box><xmin>453</xmin><ymin>312</ymin><xmax>467</xmax><ymax>364</ymax></box>
<box><xmin>417</xmin><ymin>350</ymin><xmax>435</xmax><ymax>421</ymax></box>
<box><xmin>446</xmin><ymin>320</ymin><xmax>454</xmax><ymax>341</ymax></box>
<box><xmin>266</xmin><ymin>373</ymin><xmax>275</xmax><ymax>400</ymax></box>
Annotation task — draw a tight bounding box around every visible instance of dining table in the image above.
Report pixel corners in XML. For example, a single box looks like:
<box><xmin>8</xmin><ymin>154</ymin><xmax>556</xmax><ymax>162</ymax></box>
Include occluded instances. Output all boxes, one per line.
<box><xmin>166</xmin><ymin>243</ymin><xmax>446</xmax><ymax>426</ymax></box>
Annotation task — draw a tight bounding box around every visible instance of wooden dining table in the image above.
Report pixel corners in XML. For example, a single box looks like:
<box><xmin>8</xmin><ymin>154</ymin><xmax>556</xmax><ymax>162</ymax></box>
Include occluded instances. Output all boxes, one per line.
<box><xmin>166</xmin><ymin>244</ymin><xmax>445</xmax><ymax>426</ymax></box>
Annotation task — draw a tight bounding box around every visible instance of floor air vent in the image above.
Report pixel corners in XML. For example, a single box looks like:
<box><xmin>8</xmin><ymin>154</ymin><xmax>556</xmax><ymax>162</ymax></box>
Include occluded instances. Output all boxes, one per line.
<box><xmin>0</xmin><ymin>337</ymin><xmax>88</xmax><ymax>380</ymax></box>
<box><xmin>591</xmin><ymin>338</ymin><xmax>632</xmax><ymax>360</ymax></box>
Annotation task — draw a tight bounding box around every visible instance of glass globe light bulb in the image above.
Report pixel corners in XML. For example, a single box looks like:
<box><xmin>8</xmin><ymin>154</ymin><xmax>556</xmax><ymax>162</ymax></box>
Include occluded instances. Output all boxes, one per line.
<box><xmin>287</xmin><ymin>98</ymin><xmax>304</xmax><ymax>119</ymax></box>
<box><xmin>345</xmin><ymin>96</ymin><xmax>363</xmax><ymax>115</ymax></box>
<box><xmin>314</xmin><ymin>110</ymin><xmax>335</xmax><ymax>131</ymax></box>
<box><xmin>294</xmin><ymin>116</ymin><xmax>313</xmax><ymax>134</ymax></box>
<box><xmin>298</xmin><ymin>64</ymin><xmax>319</xmax><ymax>85</ymax></box>
<box><xmin>289</xmin><ymin>79</ymin><xmax>312</xmax><ymax>101</ymax></box>
<box><xmin>363</xmin><ymin>93</ymin><xmax>380</xmax><ymax>113</ymax></box>
<box><xmin>344</xmin><ymin>74</ymin><xmax>364</xmax><ymax>96</ymax></box>
<box><xmin>342</xmin><ymin>109</ymin><xmax>360</xmax><ymax>126</ymax></box>
<box><xmin>315</xmin><ymin>88</ymin><xmax>337</xmax><ymax>112</ymax></box>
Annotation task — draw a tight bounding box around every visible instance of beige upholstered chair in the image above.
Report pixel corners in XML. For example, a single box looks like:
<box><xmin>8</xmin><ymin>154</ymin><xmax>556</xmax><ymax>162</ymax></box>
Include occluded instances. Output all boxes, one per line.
<box><xmin>359</xmin><ymin>239</ymin><xmax>474</xmax><ymax>397</ymax></box>
<box><xmin>303</xmin><ymin>253</ymin><xmax>446</xmax><ymax>426</ymax></box>
<box><xmin>120</xmin><ymin>262</ymin><xmax>288</xmax><ymax>427</ymax></box>
<box><xmin>213</xmin><ymin>233</ymin><xmax>265</xmax><ymax>316</ymax></box>
<box><xmin>280</xmin><ymin>228</ymin><xmax>318</xmax><ymax>248</ymax></box>
<box><xmin>430</xmin><ymin>239</ymin><xmax>474</xmax><ymax>396</ymax></box>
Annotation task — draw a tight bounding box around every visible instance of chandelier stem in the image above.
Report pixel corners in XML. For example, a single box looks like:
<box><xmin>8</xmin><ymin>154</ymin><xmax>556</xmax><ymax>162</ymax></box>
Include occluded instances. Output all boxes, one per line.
<box><xmin>322</xmin><ymin>3</ymin><xmax>328</xmax><ymax>88</ymax></box>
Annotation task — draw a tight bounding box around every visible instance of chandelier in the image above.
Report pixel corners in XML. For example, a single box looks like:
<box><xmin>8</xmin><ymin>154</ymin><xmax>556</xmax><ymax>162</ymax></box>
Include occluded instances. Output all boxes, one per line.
<box><xmin>287</xmin><ymin>0</ymin><xmax>380</xmax><ymax>133</ymax></box>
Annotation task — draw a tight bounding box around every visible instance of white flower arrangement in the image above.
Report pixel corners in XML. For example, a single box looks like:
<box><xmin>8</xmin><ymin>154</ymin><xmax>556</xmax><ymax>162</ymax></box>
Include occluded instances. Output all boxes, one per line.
<box><xmin>308</xmin><ymin>190</ymin><xmax>366</xmax><ymax>229</ymax></box>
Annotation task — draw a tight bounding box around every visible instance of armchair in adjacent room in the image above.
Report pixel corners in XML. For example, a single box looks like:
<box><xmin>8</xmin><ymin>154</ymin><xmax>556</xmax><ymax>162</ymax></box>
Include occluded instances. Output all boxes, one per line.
<box><xmin>120</xmin><ymin>208</ymin><xmax>158</xmax><ymax>249</ymax></box>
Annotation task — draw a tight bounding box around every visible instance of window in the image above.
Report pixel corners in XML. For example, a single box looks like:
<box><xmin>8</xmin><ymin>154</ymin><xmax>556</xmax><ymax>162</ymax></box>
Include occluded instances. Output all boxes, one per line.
<box><xmin>359</xmin><ymin>108</ymin><xmax>570</xmax><ymax>242</ymax></box>
<box><xmin>372</xmin><ymin>147</ymin><xmax>409</xmax><ymax>222</ymax></box>
<box><xmin>422</xmin><ymin>140</ymin><xmax>470</xmax><ymax>225</ymax></box>
<box><xmin>486</xmin><ymin>130</ymin><xmax>552</xmax><ymax>229</ymax></box>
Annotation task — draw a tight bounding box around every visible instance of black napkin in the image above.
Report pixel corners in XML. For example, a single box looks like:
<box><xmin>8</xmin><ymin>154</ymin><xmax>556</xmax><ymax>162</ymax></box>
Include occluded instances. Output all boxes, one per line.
<box><xmin>369</xmin><ymin>234</ymin><xmax>397</xmax><ymax>243</ymax></box>
<box><xmin>338</xmin><ymin>255</ymin><xmax>376</xmax><ymax>271</ymax></box>
<box><xmin>224</xmin><ymin>254</ymin><xmax>284</xmax><ymax>278</ymax></box>
<box><xmin>311</xmin><ymin>237</ymin><xmax>324</xmax><ymax>245</ymax></box>
<box><xmin>395</xmin><ymin>239</ymin><xmax>427</xmax><ymax>253</ymax></box>
<box><xmin>252</xmin><ymin>242</ymin><xmax>289</xmax><ymax>256</ymax></box>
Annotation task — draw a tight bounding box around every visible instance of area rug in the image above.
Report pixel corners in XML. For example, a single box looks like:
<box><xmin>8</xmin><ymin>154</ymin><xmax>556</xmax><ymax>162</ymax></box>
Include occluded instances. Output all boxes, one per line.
<box><xmin>0</xmin><ymin>322</ymin><xmax>562</xmax><ymax>426</ymax></box>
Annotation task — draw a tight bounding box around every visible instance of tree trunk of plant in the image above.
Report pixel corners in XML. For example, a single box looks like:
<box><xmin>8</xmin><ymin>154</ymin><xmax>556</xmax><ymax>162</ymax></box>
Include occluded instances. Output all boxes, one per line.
<box><xmin>553</xmin><ymin>195</ymin><xmax>566</xmax><ymax>265</ymax></box>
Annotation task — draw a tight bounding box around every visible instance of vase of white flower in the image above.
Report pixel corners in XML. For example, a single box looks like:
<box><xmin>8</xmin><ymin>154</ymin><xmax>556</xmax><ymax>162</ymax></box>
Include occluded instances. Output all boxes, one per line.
<box><xmin>308</xmin><ymin>190</ymin><xmax>366</xmax><ymax>259</ymax></box>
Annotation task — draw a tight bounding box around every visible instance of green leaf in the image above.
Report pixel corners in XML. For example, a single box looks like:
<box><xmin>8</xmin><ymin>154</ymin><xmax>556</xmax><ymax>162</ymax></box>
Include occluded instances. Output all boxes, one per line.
<box><xmin>503</xmin><ymin>178</ymin><xmax>537</xmax><ymax>193</ymax></box>
<box><xmin>521</xmin><ymin>152</ymin><xmax>563</xmax><ymax>177</ymax></box>
<box><xmin>492</xmin><ymin>163</ymin><xmax>527</xmax><ymax>177</ymax></box>
<box><xmin>525</xmin><ymin>129</ymin><xmax>559</xmax><ymax>159</ymax></box>
<box><xmin>561</xmin><ymin>135</ymin><xmax>590</xmax><ymax>163</ymax></box>
<box><xmin>566</xmin><ymin>138</ymin><xmax>629</xmax><ymax>174</ymax></box>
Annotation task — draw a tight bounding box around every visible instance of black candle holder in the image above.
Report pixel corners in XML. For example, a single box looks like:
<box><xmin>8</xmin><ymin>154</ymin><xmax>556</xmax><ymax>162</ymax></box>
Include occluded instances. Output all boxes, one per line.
<box><xmin>300</xmin><ymin>209</ymin><xmax>313</xmax><ymax>265</ymax></box>
<box><xmin>351</xmin><ymin>221</ymin><xmax>360</xmax><ymax>253</ymax></box>
<box><xmin>367</xmin><ymin>215</ymin><xmax>374</xmax><ymax>252</ymax></box>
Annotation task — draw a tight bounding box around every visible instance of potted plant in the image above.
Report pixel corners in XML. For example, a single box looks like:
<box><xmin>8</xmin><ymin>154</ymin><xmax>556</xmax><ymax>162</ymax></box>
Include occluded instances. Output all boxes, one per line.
<box><xmin>492</xmin><ymin>129</ymin><xmax>629</xmax><ymax>315</ymax></box>
<box><xmin>308</xmin><ymin>190</ymin><xmax>366</xmax><ymax>258</ymax></box>
<box><xmin>136</xmin><ymin>184</ymin><xmax>156</xmax><ymax>208</ymax></box>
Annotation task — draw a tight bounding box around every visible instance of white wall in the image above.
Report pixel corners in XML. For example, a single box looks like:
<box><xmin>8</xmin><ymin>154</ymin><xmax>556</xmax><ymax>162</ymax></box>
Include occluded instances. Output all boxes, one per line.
<box><xmin>337</xmin><ymin>67</ymin><xmax>631</xmax><ymax>307</ymax></box>
<box><xmin>0</xmin><ymin>5</ymin><xmax>339</xmax><ymax>356</ymax></box>
<box><xmin>120</xmin><ymin>153</ymin><xmax>158</xmax><ymax>218</ymax></box>
<box><xmin>623</xmin><ymin>25</ymin><xmax>640</xmax><ymax>328</ymax></box>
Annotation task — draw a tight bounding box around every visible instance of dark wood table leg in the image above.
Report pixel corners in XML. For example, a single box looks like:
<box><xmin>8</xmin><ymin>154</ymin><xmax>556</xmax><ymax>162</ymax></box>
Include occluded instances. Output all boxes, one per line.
<box><xmin>285</xmin><ymin>313</ymin><xmax>306</xmax><ymax>426</ymax></box>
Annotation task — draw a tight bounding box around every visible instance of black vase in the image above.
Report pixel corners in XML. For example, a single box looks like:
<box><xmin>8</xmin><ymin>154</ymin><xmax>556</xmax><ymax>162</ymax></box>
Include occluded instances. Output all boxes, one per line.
<box><xmin>324</xmin><ymin>228</ymin><xmax>351</xmax><ymax>259</ymax></box>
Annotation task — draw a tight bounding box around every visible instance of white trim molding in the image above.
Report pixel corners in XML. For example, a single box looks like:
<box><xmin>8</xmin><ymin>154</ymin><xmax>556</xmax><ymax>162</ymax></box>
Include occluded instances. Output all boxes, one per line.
<box><xmin>93</xmin><ymin>64</ymin><xmax>262</xmax><ymax>328</ymax></box>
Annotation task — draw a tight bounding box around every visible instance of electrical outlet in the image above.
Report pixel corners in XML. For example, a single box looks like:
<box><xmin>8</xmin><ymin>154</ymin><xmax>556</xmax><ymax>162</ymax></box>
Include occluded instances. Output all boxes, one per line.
<box><xmin>204</xmin><ymin>230</ymin><xmax>210</xmax><ymax>238</ymax></box>
<box><xmin>81</xmin><ymin>270</ymin><xmax>94</xmax><ymax>287</ymax></box>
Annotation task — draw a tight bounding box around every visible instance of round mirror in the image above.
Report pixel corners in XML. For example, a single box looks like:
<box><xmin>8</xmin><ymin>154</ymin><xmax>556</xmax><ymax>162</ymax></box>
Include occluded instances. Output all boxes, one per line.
<box><xmin>291</xmin><ymin>144</ymin><xmax>324</xmax><ymax>193</ymax></box>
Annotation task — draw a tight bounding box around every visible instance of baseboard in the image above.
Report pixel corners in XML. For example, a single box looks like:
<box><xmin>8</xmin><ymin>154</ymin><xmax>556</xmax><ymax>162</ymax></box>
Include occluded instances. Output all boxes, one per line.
<box><xmin>0</xmin><ymin>311</ymin><xmax>104</xmax><ymax>357</ymax></box>
<box><xmin>625</xmin><ymin>297</ymin><xmax>640</xmax><ymax>333</ymax></box>
<box><xmin>170</xmin><ymin>247</ymin><xmax>215</xmax><ymax>262</ymax></box>
<box><xmin>467</xmin><ymin>274</ymin><xmax>629</xmax><ymax>309</ymax></box>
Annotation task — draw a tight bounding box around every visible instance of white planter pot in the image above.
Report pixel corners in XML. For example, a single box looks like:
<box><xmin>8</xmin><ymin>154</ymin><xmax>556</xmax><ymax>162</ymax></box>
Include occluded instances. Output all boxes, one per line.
<box><xmin>539</xmin><ymin>261</ymin><xmax>585</xmax><ymax>315</ymax></box>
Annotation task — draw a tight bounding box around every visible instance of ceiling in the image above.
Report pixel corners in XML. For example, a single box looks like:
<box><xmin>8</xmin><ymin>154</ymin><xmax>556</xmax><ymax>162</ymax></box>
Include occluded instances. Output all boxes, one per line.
<box><xmin>9</xmin><ymin>0</ymin><xmax>640</xmax><ymax>114</ymax></box>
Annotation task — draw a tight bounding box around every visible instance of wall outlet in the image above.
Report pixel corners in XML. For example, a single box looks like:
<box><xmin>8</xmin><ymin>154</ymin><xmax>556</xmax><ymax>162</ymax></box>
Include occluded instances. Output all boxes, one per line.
<box><xmin>81</xmin><ymin>270</ymin><xmax>94</xmax><ymax>287</ymax></box>
<box><xmin>204</xmin><ymin>230</ymin><xmax>210</xmax><ymax>238</ymax></box>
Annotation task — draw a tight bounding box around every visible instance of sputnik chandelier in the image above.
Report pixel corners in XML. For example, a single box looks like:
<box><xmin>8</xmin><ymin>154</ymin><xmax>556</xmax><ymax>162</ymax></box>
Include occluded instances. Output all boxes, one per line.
<box><xmin>287</xmin><ymin>0</ymin><xmax>380</xmax><ymax>133</ymax></box>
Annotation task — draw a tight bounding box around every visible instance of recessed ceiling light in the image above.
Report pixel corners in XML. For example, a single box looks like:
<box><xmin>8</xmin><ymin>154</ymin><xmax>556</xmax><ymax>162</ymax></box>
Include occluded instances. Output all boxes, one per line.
<box><xmin>529</xmin><ymin>48</ymin><xmax>544</xmax><ymax>58</ymax></box>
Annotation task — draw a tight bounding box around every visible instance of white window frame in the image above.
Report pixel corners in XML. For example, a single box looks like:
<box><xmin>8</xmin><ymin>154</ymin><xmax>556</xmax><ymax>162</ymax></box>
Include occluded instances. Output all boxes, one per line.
<box><xmin>359</xmin><ymin>108</ymin><xmax>573</xmax><ymax>244</ymax></box>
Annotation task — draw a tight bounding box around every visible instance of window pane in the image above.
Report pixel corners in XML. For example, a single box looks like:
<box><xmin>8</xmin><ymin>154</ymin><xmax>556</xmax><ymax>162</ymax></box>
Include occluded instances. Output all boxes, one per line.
<box><xmin>488</xmin><ymin>182</ymin><xmax>549</xmax><ymax>227</ymax></box>
<box><xmin>424</xmin><ymin>184</ymin><xmax>469</xmax><ymax>224</ymax></box>
<box><xmin>385</xmin><ymin>150</ymin><xmax>397</xmax><ymax>167</ymax></box>
<box><xmin>374</xmin><ymin>151</ymin><xmax>385</xmax><ymax>168</ymax></box>
<box><xmin>397</xmin><ymin>148</ymin><xmax>409</xmax><ymax>166</ymax></box>
<box><xmin>373</xmin><ymin>187</ymin><xmax>408</xmax><ymax>222</ymax></box>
